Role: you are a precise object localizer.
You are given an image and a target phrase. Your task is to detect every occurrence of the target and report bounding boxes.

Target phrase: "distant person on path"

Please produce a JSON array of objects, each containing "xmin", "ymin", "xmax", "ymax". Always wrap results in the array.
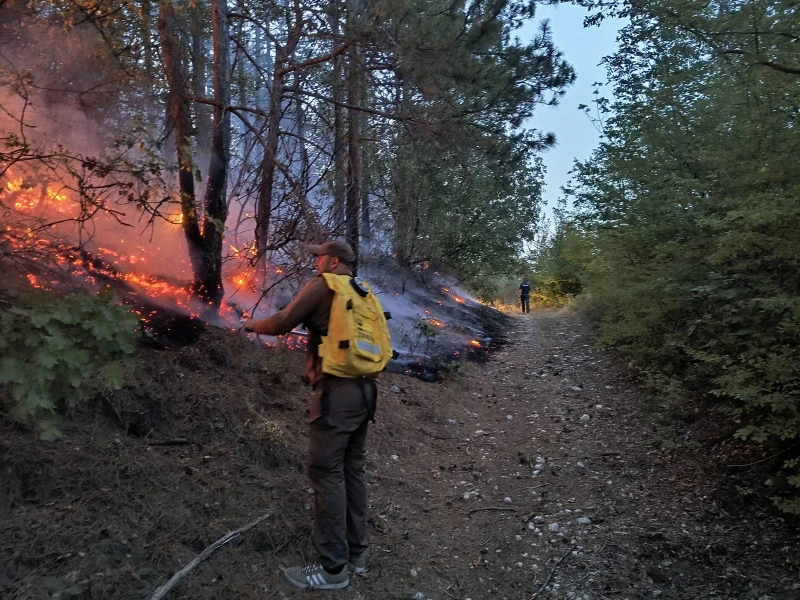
[
  {"xmin": 519, "ymin": 280, "xmax": 531, "ymax": 313},
  {"xmin": 244, "ymin": 240, "xmax": 392, "ymax": 590}
]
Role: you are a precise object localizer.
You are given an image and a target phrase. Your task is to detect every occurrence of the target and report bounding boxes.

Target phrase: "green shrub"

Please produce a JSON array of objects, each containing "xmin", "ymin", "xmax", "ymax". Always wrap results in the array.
[
  {"xmin": 399, "ymin": 316, "xmax": 439, "ymax": 357},
  {"xmin": 0, "ymin": 289, "xmax": 140, "ymax": 439}
]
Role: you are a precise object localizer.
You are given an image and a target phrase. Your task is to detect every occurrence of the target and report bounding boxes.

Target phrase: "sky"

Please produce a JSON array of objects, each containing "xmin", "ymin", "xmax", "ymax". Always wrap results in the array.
[{"xmin": 519, "ymin": 4, "xmax": 626, "ymax": 216}]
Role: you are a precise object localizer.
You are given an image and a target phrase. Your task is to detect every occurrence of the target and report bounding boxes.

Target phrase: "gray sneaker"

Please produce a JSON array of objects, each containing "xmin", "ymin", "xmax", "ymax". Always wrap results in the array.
[
  {"xmin": 284, "ymin": 561, "xmax": 349, "ymax": 590},
  {"xmin": 350, "ymin": 553, "xmax": 367, "ymax": 574}
]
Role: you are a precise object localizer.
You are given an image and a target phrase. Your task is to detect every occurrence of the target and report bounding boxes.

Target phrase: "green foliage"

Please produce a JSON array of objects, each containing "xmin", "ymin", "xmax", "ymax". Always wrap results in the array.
[
  {"xmin": 559, "ymin": 0, "xmax": 800, "ymax": 510},
  {"xmin": 399, "ymin": 316, "xmax": 440, "ymax": 357},
  {"xmin": 529, "ymin": 207, "xmax": 588, "ymax": 307},
  {"xmin": 0, "ymin": 289, "xmax": 140, "ymax": 439}
]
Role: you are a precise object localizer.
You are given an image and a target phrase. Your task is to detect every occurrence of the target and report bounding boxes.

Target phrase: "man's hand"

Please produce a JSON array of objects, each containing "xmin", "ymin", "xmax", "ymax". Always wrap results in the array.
[{"xmin": 243, "ymin": 318, "xmax": 257, "ymax": 332}]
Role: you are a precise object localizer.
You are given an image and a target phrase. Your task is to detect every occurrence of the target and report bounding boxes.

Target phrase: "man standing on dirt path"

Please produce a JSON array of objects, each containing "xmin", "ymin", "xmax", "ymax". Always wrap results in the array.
[
  {"xmin": 243, "ymin": 240, "xmax": 374, "ymax": 590},
  {"xmin": 519, "ymin": 280, "xmax": 531, "ymax": 314}
]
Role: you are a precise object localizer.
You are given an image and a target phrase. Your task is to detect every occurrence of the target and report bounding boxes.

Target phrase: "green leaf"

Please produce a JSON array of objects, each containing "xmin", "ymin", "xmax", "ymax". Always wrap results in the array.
[{"xmin": 102, "ymin": 361, "xmax": 125, "ymax": 389}]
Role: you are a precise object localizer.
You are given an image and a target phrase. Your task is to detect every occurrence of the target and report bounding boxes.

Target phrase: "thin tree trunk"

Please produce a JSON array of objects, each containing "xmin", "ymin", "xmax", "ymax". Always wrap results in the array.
[
  {"xmin": 255, "ymin": 0, "xmax": 303, "ymax": 264},
  {"xmin": 255, "ymin": 72, "xmax": 282, "ymax": 262},
  {"xmin": 141, "ymin": 0, "xmax": 154, "ymax": 78},
  {"xmin": 345, "ymin": 0, "xmax": 362, "ymax": 270},
  {"xmin": 198, "ymin": 0, "xmax": 232, "ymax": 304},
  {"xmin": 359, "ymin": 61, "xmax": 370, "ymax": 244},
  {"xmin": 331, "ymin": 6, "xmax": 346, "ymax": 228},
  {"xmin": 158, "ymin": 0, "xmax": 203, "ymax": 277},
  {"xmin": 191, "ymin": 6, "xmax": 212, "ymax": 156}
]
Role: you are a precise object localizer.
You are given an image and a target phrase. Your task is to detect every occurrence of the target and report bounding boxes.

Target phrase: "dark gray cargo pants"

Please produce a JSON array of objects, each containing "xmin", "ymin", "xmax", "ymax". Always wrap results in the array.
[{"xmin": 308, "ymin": 377, "xmax": 376, "ymax": 570}]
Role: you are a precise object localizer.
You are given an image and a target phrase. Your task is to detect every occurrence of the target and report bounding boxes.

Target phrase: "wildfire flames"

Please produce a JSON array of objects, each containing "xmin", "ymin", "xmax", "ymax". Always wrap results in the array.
[
  {"xmin": 2, "ymin": 168, "xmax": 239, "ymax": 326},
  {"xmin": 2, "ymin": 168, "xmax": 487, "ymax": 358}
]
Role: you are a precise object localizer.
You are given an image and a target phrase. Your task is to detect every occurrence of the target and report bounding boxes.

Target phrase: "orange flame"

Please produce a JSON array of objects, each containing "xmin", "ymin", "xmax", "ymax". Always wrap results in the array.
[{"xmin": 469, "ymin": 339, "xmax": 481, "ymax": 347}]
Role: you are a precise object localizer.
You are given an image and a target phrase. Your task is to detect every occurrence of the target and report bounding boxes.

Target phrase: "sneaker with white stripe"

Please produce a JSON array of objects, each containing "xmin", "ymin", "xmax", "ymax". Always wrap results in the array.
[{"xmin": 284, "ymin": 561, "xmax": 349, "ymax": 590}]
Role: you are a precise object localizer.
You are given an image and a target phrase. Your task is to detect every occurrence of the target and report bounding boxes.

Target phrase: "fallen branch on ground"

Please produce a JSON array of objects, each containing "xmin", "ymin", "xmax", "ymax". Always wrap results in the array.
[
  {"xmin": 468, "ymin": 506, "xmax": 518, "ymax": 515},
  {"xmin": 149, "ymin": 512, "xmax": 271, "ymax": 600},
  {"xmin": 529, "ymin": 545, "xmax": 577, "ymax": 599}
]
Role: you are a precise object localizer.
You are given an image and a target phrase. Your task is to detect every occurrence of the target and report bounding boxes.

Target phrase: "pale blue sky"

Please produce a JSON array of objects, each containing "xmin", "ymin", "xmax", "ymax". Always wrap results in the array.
[{"xmin": 520, "ymin": 4, "xmax": 625, "ymax": 215}]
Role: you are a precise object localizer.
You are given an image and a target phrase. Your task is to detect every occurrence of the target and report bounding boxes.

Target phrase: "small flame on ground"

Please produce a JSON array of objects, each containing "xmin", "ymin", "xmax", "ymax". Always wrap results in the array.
[{"xmin": 469, "ymin": 339, "xmax": 481, "ymax": 347}]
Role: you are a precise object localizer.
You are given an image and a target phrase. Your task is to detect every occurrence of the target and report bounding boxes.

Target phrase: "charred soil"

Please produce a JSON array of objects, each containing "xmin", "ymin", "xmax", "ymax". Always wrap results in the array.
[{"xmin": 1, "ymin": 310, "xmax": 798, "ymax": 599}]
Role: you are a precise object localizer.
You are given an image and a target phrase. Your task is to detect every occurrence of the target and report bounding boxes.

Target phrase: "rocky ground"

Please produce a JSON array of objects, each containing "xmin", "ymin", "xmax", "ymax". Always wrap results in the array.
[{"xmin": 2, "ymin": 309, "xmax": 798, "ymax": 599}]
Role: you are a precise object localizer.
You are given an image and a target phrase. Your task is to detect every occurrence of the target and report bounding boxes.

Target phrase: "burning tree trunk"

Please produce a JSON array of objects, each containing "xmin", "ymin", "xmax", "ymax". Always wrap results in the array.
[
  {"xmin": 200, "ymin": 0, "xmax": 231, "ymax": 302},
  {"xmin": 157, "ymin": 1, "xmax": 204, "ymax": 278},
  {"xmin": 158, "ymin": 0, "xmax": 231, "ymax": 306}
]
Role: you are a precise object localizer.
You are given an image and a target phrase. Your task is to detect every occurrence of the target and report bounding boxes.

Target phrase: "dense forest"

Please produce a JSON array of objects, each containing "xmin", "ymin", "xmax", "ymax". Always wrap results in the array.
[
  {"xmin": 533, "ymin": 0, "xmax": 800, "ymax": 513},
  {"xmin": 0, "ymin": 0, "xmax": 573, "ymax": 299}
]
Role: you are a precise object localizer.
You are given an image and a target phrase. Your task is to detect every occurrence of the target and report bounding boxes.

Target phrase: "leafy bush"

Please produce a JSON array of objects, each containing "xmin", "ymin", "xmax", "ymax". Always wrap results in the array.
[
  {"xmin": 399, "ymin": 316, "xmax": 439, "ymax": 357},
  {"xmin": 0, "ymin": 289, "xmax": 140, "ymax": 439},
  {"xmin": 556, "ymin": 0, "xmax": 800, "ymax": 511}
]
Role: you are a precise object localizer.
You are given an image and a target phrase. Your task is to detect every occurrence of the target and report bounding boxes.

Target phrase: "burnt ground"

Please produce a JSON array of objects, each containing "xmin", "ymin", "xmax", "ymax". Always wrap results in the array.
[{"xmin": 1, "ymin": 309, "xmax": 799, "ymax": 600}]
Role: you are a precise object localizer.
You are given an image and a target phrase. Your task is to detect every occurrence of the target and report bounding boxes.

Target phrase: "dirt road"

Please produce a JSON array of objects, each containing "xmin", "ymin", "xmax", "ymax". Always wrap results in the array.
[
  {"xmin": 3, "ymin": 310, "xmax": 797, "ymax": 600},
  {"xmin": 337, "ymin": 310, "xmax": 799, "ymax": 600}
]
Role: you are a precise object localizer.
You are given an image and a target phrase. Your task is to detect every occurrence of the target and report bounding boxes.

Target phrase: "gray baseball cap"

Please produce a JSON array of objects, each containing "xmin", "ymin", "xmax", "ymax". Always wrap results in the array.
[{"xmin": 307, "ymin": 240, "xmax": 355, "ymax": 266}]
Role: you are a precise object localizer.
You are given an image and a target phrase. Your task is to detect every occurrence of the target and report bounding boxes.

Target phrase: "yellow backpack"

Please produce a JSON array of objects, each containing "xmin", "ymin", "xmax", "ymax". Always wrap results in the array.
[{"xmin": 318, "ymin": 273, "xmax": 393, "ymax": 379}]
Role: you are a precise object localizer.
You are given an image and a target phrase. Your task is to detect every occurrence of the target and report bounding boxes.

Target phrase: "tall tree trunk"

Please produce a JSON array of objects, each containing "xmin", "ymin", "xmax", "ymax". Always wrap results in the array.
[
  {"xmin": 191, "ymin": 6, "xmax": 212, "ymax": 156},
  {"xmin": 331, "ymin": 6, "xmax": 346, "ymax": 228},
  {"xmin": 345, "ymin": 0, "xmax": 362, "ymax": 270},
  {"xmin": 198, "ymin": 0, "xmax": 231, "ymax": 304},
  {"xmin": 255, "ymin": 71, "xmax": 283, "ymax": 263},
  {"xmin": 158, "ymin": 0, "xmax": 203, "ymax": 277},
  {"xmin": 141, "ymin": 0, "xmax": 154, "ymax": 78},
  {"xmin": 255, "ymin": 0, "xmax": 302, "ymax": 264},
  {"xmin": 359, "ymin": 61, "xmax": 370, "ymax": 244}
]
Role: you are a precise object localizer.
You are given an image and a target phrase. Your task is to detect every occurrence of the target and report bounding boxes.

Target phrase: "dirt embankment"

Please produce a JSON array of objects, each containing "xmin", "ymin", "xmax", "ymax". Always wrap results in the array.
[{"xmin": 1, "ymin": 310, "xmax": 798, "ymax": 599}]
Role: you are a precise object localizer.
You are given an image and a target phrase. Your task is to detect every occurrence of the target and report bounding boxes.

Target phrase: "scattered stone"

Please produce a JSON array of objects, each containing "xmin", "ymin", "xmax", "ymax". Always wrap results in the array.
[
  {"xmin": 577, "ymin": 516, "xmax": 592, "ymax": 525},
  {"xmin": 548, "ymin": 523, "xmax": 560, "ymax": 532},
  {"xmin": 577, "ymin": 461, "xmax": 586, "ymax": 468},
  {"xmin": 580, "ymin": 414, "xmax": 590, "ymax": 422},
  {"xmin": 504, "ymin": 497, "xmax": 512, "ymax": 504}
]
